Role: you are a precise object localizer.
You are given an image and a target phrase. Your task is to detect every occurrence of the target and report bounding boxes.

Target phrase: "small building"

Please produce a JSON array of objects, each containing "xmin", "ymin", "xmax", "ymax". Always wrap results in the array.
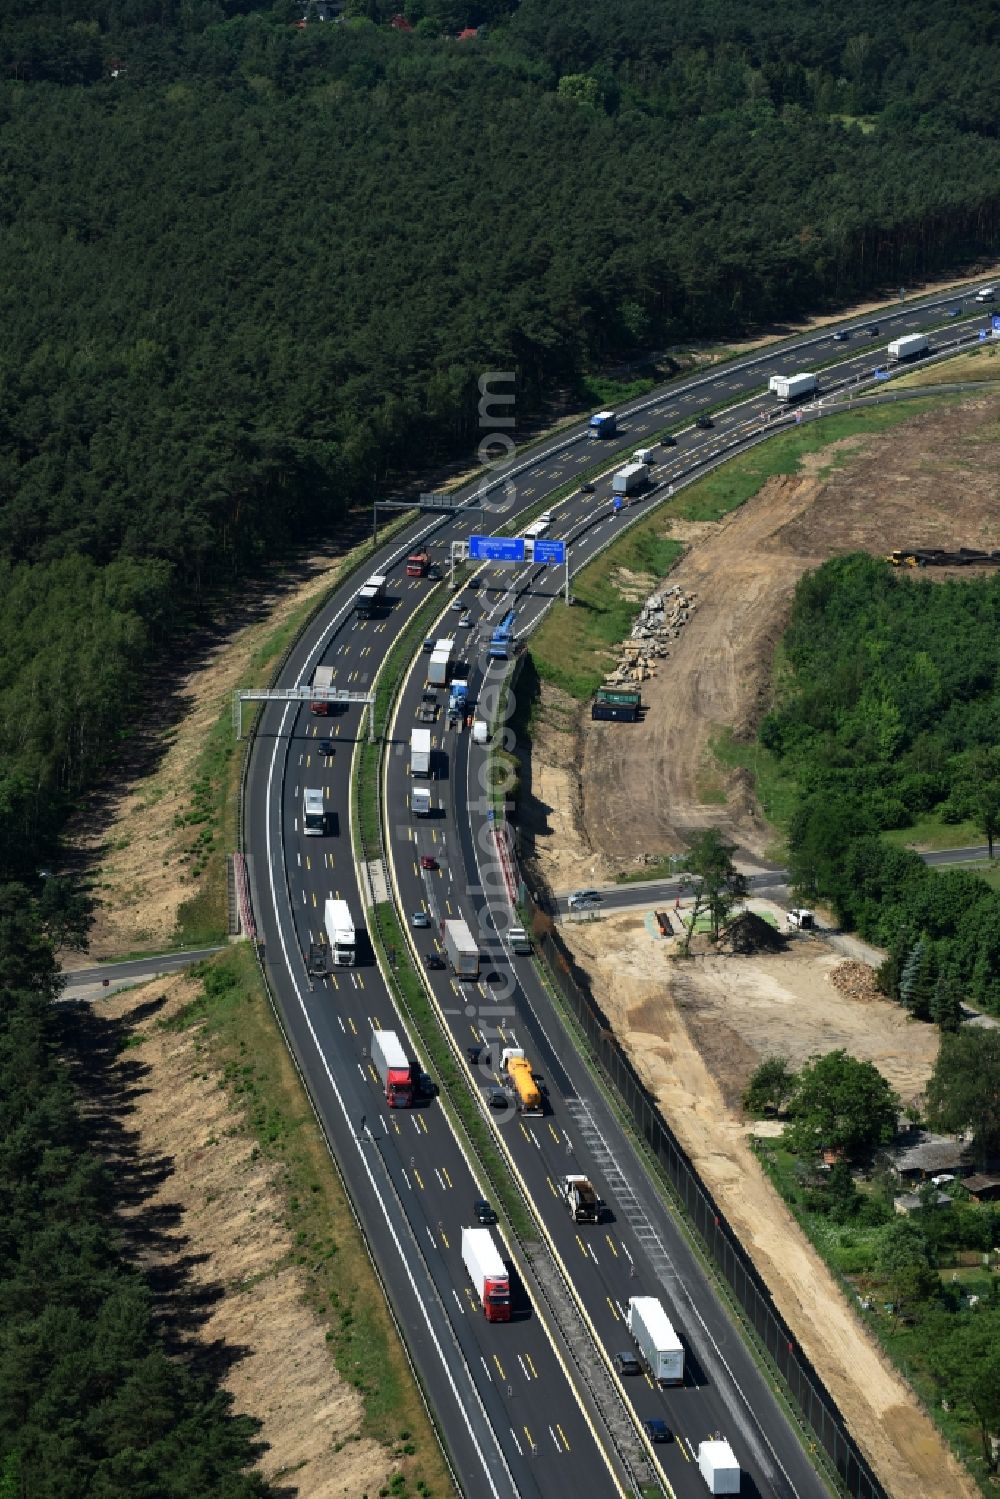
[
  {"xmin": 886, "ymin": 1132, "xmax": 968, "ymax": 1183},
  {"xmin": 894, "ymin": 1191, "xmax": 953, "ymax": 1216},
  {"xmin": 960, "ymin": 1174, "xmax": 1000, "ymax": 1203}
]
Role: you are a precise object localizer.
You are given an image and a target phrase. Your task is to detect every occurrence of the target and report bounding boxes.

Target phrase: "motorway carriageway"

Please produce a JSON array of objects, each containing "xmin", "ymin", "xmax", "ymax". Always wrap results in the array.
[{"xmin": 244, "ymin": 285, "xmax": 983, "ymax": 1499}]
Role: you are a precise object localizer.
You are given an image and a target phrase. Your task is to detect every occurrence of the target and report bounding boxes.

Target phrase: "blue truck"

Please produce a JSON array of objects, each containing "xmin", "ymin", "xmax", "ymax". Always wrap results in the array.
[
  {"xmin": 489, "ymin": 609, "xmax": 517, "ymax": 660},
  {"xmin": 588, "ymin": 409, "xmax": 617, "ymax": 439}
]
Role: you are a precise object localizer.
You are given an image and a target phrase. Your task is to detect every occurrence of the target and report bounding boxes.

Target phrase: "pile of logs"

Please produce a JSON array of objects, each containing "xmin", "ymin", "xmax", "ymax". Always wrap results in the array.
[{"xmin": 828, "ymin": 960, "xmax": 881, "ymax": 1003}]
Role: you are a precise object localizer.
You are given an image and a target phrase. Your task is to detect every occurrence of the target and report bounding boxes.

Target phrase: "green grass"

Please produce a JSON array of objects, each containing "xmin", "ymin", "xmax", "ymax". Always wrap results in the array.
[
  {"xmin": 577, "ymin": 372, "xmax": 658, "ymax": 406},
  {"xmin": 882, "ymin": 814, "xmax": 985, "ymax": 852},
  {"xmin": 531, "ymin": 524, "xmax": 684, "ymax": 699},
  {"xmin": 711, "ymin": 728, "xmax": 798, "ymax": 849},
  {"xmin": 163, "ymin": 945, "xmax": 452, "ymax": 1493}
]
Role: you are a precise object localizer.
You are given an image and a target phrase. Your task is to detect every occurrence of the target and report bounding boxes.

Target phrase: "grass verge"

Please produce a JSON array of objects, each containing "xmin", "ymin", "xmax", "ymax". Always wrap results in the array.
[
  {"xmin": 168, "ymin": 943, "xmax": 450, "ymax": 1497},
  {"xmin": 882, "ymin": 814, "xmax": 986, "ymax": 853}
]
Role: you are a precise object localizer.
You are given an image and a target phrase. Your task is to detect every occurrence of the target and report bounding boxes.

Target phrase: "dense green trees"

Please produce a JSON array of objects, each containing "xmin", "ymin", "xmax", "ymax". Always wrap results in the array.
[
  {"xmin": 764, "ymin": 556, "xmax": 1000, "ymax": 1016},
  {"xmin": 784, "ymin": 1050, "xmax": 899, "ymax": 1161},
  {"xmin": 926, "ymin": 1030, "xmax": 1000, "ymax": 1167},
  {"xmin": 0, "ymin": 887, "xmax": 276, "ymax": 1495}
]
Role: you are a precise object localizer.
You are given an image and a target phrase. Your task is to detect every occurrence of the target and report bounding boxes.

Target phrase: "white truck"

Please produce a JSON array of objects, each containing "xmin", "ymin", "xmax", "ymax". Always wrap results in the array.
[
  {"xmin": 626, "ymin": 1296, "xmax": 684, "ymax": 1385},
  {"xmin": 611, "ymin": 462, "xmax": 648, "ymax": 496},
  {"xmin": 887, "ymin": 333, "xmax": 928, "ymax": 361},
  {"xmin": 410, "ymin": 727, "xmax": 432, "ymax": 777},
  {"xmin": 428, "ymin": 639, "xmax": 453, "ymax": 687},
  {"xmin": 786, "ymin": 907, "xmax": 815, "ymax": 930},
  {"xmin": 559, "ymin": 1174, "xmax": 600, "ymax": 1223},
  {"xmin": 302, "ymin": 787, "xmax": 326, "ymax": 836},
  {"xmin": 411, "ymin": 785, "xmax": 432, "ymax": 816},
  {"xmin": 323, "ymin": 898, "xmax": 355, "ymax": 966},
  {"xmin": 355, "ymin": 573, "xmax": 388, "ymax": 617},
  {"xmin": 472, "ymin": 718, "xmax": 489, "ymax": 745},
  {"xmin": 975, "ymin": 286, "xmax": 995, "ymax": 303},
  {"xmin": 371, "ymin": 1028, "xmax": 412, "ymax": 1108},
  {"xmin": 461, "ymin": 1227, "xmax": 511, "ymax": 1322},
  {"xmin": 632, "ymin": 447, "xmax": 656, "ymax": 464},
  {"xmin": 697, "ymin": 1439, "xmax": 740, "ymax": 1494},
  {"xmin": 768, "ymin": 371, "xmax": 818, "ymax": 402},
  {"xmin": 442, "ymin": 917, "xmax": 480, "ymax": 979}
]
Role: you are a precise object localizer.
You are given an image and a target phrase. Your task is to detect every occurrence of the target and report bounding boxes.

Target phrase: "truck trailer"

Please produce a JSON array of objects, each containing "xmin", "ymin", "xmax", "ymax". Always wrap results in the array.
[
  {"xmin": 371, "ymin": 1029, "xmax": 412, "ymax": 1108},
  {"xmin": 442, "ymin": 917, "xmax": 479, "ymax": 979},
  {"xmin": 501, "ymin": 1047, "xmax": 543, "ymax": 1116},
  {"xmin": 461, "ymin": 1227, "xmax": 511, "ymax": 1322},
  {"xmin": 323, "ymin": 898, "xmax": 355, "ymax": 967},
  {"xmin": 489, "ymin": 609, "xmax": 517, "ymax": 660},
  {"xmin": 768, "ymin": 371, "xmax": 818, "ymax": 402},
  {"xmin": 355, "ymin": 573, "xmax": 388, "ymax": 617},
  {"xmin": 887, "ymin": 333, "xmax": 929, "ymax": 361},
  {"xmin": 626, "ymin": 1296, "xmax": 684, "ymax": 1385},
  {"xmin": 449, "ymin": 679, "xmax": 469, "ymax": 721},
  {"xmin": 410, "ymin": 728, "xmax": 432, "ymax": 777},
  {"xmin": 559, "ymin": 1174, "xmax": 600, "ymax": 1223},
  {"xmin": 428, "ymin": 639, "xmax": 454, "ymax": 687},
  {"xmin": 588, "ymin": 409, "xmax": 617, "ymax": 439},
  {"xmin": 310, "ymin": 664, "xmax": 335, "ymax": 715},
  {"xmin": 411, "ymin": 785, "xmax": 432, "ymax": 816},
  {"xmin": 611, "ymin": 462, "xmax": 648, "ymax": 496},
  {"xmin": 406, "ymin": 549, "xmax": 431, "ymax": 577},
  {"xmin": 697, "ymin": 1439, "xmax": 740, "ymax": 1494}
]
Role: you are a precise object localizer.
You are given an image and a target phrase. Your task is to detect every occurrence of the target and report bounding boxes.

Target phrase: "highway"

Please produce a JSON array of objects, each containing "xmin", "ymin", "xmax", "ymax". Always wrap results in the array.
[{"xmin": 242, "ymin": 284, "xmax": 992, "ymax": 1497}]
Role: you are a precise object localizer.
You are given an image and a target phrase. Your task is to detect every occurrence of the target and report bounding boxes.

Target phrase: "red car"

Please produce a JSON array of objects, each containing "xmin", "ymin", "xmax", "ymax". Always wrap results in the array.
[{"xmin": 419, "ymin": 854, "xmax": 438, "ymax": 871}]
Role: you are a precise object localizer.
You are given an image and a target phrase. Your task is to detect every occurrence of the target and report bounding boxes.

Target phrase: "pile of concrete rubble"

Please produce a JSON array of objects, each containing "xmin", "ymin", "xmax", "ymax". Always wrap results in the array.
[{"xmin": 604, "ymin": 584, "xmax": 695, "ymax": 686}]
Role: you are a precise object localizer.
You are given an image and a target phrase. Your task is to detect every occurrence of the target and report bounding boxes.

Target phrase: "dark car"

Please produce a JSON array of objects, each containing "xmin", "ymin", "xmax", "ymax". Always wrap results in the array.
[
  {"xmin": 643, "ymin": 1418, "xmax": 671, "ymax": 1444},
  {"xmin": 613, "ymin": 1352, "xmax": 641, "ymax": 1376},
  {"xmin": 427, "ymin": 952, "xmax": 446, "ymax": 970},
  {"xmin": 467, "ymin": 1042, "xmax": 485, "ymax": 1065},
  {"xmin": 318, "ymin": 739, "xmax": 335, "ymax": 756},
  {"xmin": 863, "ymin": 323, "xmax": 880, "ymax": 336},
  {"xmin": 833, "ymin": 329, "xmax": 850, "ymax": 342},
  {"xmin": 581, "ymin": 480, "xmax": 596, "ymax": 493},
  {"xmin": 948, "ymin": 304, "xmax": 964, "ymax": 317},
  {"xmin": 660, "ymin": 433, "xmax": 677, "ymax": 446},
  {"xmin": 487, "ymin": 1087, "xmax": 511, "ymax": 1110},
  {"xmin": 419, "ymin": 853, "xmax": 438, "ymax": 871},
  {"xmin": 466, "ymin": 575, "xmax": 481, "ymax": 589},
  {"xmin": 695, "ymin": 414, "xmax": 714, "ymax": 429},
  {"xmin": 474, "ymin": 1199, "xmax": 497, "ymax": 1225},
  {"xmin": 415, "ymin": 1071, "xmax": 439, "ymax": 1100}
]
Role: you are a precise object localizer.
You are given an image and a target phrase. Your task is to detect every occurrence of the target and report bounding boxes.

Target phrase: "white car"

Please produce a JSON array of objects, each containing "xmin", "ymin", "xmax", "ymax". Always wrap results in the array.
[
  {"xmin": 568, "ymin": 889, "xmax": 603, "ymax": 910},
  {"xmin": 459, "ymin": 610, "xmax": 473, "ymax": 628}
]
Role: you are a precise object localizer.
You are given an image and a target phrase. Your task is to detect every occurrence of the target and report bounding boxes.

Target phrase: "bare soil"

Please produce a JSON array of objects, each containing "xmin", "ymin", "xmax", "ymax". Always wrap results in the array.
[
  {"xmin": 93, "ymin": 972, "xmax": 396, "ymax": 1499},
  {"xmin": 564, "ymin": 913, "xmax": 977, "ymax": 1499},
  {"xmin": 579, "ymin": 393, "xmax": 1000, "ymax": 871},
  {"xmin": 528, "ymin": 395, "xmax": 1000, "ymax": 1499}
]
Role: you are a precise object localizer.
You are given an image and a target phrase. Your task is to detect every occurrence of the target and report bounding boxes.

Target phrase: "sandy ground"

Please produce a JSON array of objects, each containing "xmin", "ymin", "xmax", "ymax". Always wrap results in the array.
[
  {"xmin": 525, "ymin": 398, "xmax": 1000, "ymax": 1497},
  {"xmin": 64, "ymin": 543, "xmax": 366, "ymax": 964},
  {"xmin": 92, "ymin": 972, "xmax": 394, "ymax": 1499},
  {"xmin": 564, "ymin": 912, "xmax": 977, "ymax": 1499},
  {"xmin": 578, "ymin": 393, "xmax": 1000, "ymax": 871}
]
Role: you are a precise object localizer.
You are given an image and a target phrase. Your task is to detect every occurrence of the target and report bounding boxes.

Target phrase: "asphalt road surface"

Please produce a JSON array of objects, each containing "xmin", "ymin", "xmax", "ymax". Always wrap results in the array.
[{"xmin": 240, "ymin": 285, "xmax": 986, "ymax": 1497}]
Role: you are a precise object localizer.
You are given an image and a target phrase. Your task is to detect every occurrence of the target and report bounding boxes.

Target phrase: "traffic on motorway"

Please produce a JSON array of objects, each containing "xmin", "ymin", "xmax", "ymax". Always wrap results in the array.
[{"xmin": 243, "ymin": 283, "xmax": 985, "ymax": 1498}]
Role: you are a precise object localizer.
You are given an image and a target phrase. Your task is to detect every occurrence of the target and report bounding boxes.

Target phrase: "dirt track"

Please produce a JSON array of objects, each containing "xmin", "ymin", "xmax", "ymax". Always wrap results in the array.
[{"xmin": 531, "ymin": 392, "xmax": 1000, "ymax": 1499}]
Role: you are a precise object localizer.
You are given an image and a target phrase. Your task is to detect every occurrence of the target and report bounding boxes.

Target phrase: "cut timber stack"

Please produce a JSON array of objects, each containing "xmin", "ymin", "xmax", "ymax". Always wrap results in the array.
[{"xmin": 828, "ymin": 960, "xmax": 881, "ymax": 1003}]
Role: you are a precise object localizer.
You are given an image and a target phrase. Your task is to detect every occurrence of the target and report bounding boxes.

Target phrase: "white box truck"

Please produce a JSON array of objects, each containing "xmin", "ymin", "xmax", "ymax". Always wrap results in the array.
[
  {"xmin": 626, "ymin": 1296, "xmax": 684, "ymax": 1384},
  {"xmin": 410, "ymin": 727, "xmax": 432, "ymax": 777},
  {"xmin": 442, "ymin": 917, "xmax": 479, "ymax": 979},
  {"xmin": 411, "ymin": 785, "xmax": 432, "ymax": 816},
  {"xmin": 371, "ymin": 1029, "xmax": 412, "ymax": 1108},
  {"xmin": 461, "ymin": 1227, "xmax": 511, "ymax": 1322},
  {"xmin": 888, "ymin": 333, "xmax": 928, "ymax": 361},
  {"xmin": 472, "ymin": 718, "xmax": 489, "ymax": 745},
  {"xmin": 633, "ymin": 447, "xmax": 656, "ymax": 464},
  {"xmin": 769, "ymin": 372, "xmax": 818, "ymax": 402},
  {"xmin": 611, "ymin": 462, "xmax": 648, "ymax": 496},
  {"xmin": 302, "ymin": 787, "xmax": 326, "ymax": 836},
  {"xmin": 428, "ymin": 639, "xmax": 453, "ymax": 687},
  {"xmin": 323, "ymin": 898, "xmax": 355, "ymax": 966},
  {"xmin": 697, "ymin": 1439, "xmax": 740, "ymax": 1494}
]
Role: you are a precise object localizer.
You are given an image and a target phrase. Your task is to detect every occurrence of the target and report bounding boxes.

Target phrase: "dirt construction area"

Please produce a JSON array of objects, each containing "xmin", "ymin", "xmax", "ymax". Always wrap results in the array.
[{"xmin": 528, "ymin": 392, "xmax": 1000, "ymax": 1499}]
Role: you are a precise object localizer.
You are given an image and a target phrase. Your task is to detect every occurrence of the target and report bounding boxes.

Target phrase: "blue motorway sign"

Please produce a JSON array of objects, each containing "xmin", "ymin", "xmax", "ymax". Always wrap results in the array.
[
  {"xmin": 533, "ymin": 539, "xmax": 567, "ymax": 566},
  {"xmin": 873, "ymin": 368, "xmax": 891, "ymax": 380},
  {"xmin": 992, "ymin": 314, "xmax": 1000, "ymax": 334},
  {"xmin": 469, "ymin": 534, "xmax": 525, "ymax": 562},
  {"xmin": 979, "ymin": 329, "xmax": 988, "ymax": 341}
]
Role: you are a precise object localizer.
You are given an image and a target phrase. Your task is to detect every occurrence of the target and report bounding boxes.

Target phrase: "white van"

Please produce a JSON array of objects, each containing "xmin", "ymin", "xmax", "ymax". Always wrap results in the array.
[
  {"xmin": 975, "ymin": 286, "xmax": 995, "ymax": 303},
  {"xmin": 472, "ymin": 719, "xmax": 489, "ymax": 745},
  {"xmin": 632, "ymin": 447, "xmax": 656, "ymax": 464}
]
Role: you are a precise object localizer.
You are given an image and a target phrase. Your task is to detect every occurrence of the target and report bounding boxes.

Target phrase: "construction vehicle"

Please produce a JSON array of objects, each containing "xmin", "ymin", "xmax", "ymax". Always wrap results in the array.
[
  {"xmin": 461, "ymin": 1227, "xmax": 511, "ymax": 1322},
  {"xmin": 310, "ymin": 664, "xmax": 336, "ymax": 714},
  {"xmin": 406, "ymin": 549, "xmax": 431, "ymax": 577},
  {"xmin": 489, "ymin": 609, "xmax": 517, "ymax": 660},
  {"xmin": 886, "ymin": 548, "xmax": 1000, "ymax": 568},
  {"xmin": 501, "ymin": 1047, "xmax": 543, "ymax": 1116},
  {"xmin": 559, "ymin": 1174, "xmax": 600, "ymax": 1223}
]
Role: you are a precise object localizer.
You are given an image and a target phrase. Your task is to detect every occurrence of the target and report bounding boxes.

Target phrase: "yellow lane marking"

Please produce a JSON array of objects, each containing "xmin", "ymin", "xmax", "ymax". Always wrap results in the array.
[
  {"xmin": 412, "ymin": 1168, "xmax": 425, "ymax": 1189},
  {"xmin": 347, "ymin": 1017, "xmax": 357, "ymax": 1034},
  {"xmin": 493, "ymin": 1354, "xmax": 506, "ymax": 1381},
  {"xmin": 556, "ymin": 1424, "xmax": 570, "ymax": 1452},
  {"xmin": 606, "ymin": 1234, "xmax": 618, "ymax": 1257},
  {"xmin": 441, "ymin": 1166, "xmax": 453, "ymax": 1188},
  {"xmin": 546, "ymin": 1177, "xmax": 558, "ymax": 1197},
  {"xmin": 607, "ymin": 1297, "xmax": 619, "ymax": 1320},
  {"xmin": 525, "ymin": 1354, "xmax": 538, "ymax": 1379},
  {"xmin": 548, "ymin": 1123, "xmax": 560, "ymax": 1142}
]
